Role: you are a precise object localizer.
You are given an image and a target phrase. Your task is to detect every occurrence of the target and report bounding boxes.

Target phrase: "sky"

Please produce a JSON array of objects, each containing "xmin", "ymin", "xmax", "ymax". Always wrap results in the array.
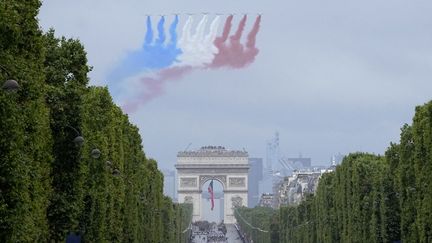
[{"xmin": 38, "ymin": 0, "xmax": 432, "ymax": 170}]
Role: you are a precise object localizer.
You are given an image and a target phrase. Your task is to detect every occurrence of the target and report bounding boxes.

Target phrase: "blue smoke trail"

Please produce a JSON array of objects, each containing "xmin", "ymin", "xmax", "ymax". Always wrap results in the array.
[
  {"xmin": 107, "ymin": 15, "xmax": 182, "ymax": 88},
  {"xmin": 167, "ymin": 15, "xmax": 182, "ymax": 62},
  {"xmin": 144, "ymin": 16, "xmax": 153, "ymax": 46},
  {"xmin": 155, "ymin": 16, "xmax": 166, "ymax": 44},
  {"xmin": 169, "ymin": 15, "xmax": 179, "ymax": 45}
]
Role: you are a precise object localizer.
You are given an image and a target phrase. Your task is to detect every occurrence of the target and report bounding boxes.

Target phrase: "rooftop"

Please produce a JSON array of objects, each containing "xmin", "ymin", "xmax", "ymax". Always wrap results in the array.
[{"xmin": 177, "ymin": 145, "xmax": 248, "ymax": 157}]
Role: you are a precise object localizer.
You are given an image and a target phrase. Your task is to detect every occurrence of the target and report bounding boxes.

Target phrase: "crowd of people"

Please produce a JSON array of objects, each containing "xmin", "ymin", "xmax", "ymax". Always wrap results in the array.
[
  {"xmin": 190, "ymin": 221, "xmax": 228, "ymax": 243},
  {"xmin": 206, "ymin": 231, "xmax": 227, "ymax": 242}
]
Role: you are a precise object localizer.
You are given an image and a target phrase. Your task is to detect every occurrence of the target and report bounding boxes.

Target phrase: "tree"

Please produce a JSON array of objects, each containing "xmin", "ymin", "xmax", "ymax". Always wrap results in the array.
[
  {"xmin": 235, "ymin": 206, "xmax": 275, "ymax": 243},
  {"xmin": 411, "ymin": 102, "xmax": 432, "ymax": 242},
  {"xmin": 0, "ymin": 1, "xmax": 53, "ymax": 241},
  {"xmin": 277, "ymin": 101, "xmax": 432, "ymax": 243},
  {"xmin": 1, "ymin": 2, "xmax": 193, "ymax": 242},
  {"xmin": 43, "ymin": 29, "xmax": 91, "ymax": 241}
]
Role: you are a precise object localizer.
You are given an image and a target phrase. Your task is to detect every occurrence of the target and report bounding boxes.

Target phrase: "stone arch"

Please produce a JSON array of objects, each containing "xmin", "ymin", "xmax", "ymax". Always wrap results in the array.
[
  {"xmin": 231, "ymin": 195, "xmax": 243, "ymax": 208},
  {"xmin": 184, "ymin": 196, "xmax": 193, "ymax": 204},
  {"xmin": 176, "ymin": 146, "xmax": 249, "ymax": 224},
  {"xmin": 199, "ymin": 175, "xmax": 227, "ymax": 191}
]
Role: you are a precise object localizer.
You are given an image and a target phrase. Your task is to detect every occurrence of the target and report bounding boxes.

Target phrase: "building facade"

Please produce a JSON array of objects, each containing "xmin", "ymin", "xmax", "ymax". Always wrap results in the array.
[
  {"xmin": 274, "ymin": 168, "xmax": 335, "ymax": 208},
  {"xmin": 176, "ymin": 146, "xmax": 249, "ymax": 224},
  {"xmin": 258, "ymin": 193, "xmax": 274, "ymax": 208}
]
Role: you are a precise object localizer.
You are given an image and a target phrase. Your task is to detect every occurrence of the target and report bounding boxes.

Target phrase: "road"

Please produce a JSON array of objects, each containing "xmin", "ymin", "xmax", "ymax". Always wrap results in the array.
[
  {"xmin": 190, "ymin": 223, "xmax": 244, "ymax": 243},
  {"xmin": 225, "ymin": 224, "xmax": 243, "ymax": 243}
]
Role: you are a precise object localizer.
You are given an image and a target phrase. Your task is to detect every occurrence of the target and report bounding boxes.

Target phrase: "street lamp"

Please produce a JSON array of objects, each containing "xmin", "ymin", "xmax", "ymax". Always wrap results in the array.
[
  {"xmin": 0, "ymin": 64, "xmax": 19, "ymax": 92},
  {"xmin": 91, "ymin": 148, "xmax": 101, "ymax": 159},
  {"xmin": 66, "ymin": 127, "xmax": 103, "ymax": 160},
  {"xmin": 73, "ymin": 136, "xmax": 85, "ymax": 146},
  {"xmin": 105, "ymin": 160, "xmax": 121, "ymax": 177},
  {"xmin": 66, "ymin": 125, "xmax": 85, "ymax": 147},
  {"xmin": 112, "ymin": 168, "xmax": 121, "ymax": 177},
  {"xmin": 2, "ymin": 79, "xmax": 19, "ymax": 92}
]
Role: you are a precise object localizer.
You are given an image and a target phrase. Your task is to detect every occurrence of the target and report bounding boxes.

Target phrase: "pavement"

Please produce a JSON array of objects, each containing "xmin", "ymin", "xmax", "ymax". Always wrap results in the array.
[{"xmin": 225, "ymin": 224, "xmax": 243, "ymax": 243}]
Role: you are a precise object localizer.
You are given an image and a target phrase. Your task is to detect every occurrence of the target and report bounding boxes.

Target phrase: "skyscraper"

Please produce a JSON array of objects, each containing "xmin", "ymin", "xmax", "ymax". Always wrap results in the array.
[
  {"xmin": 162, "ymin": 169, "xmax": 176, "ymax": 200},
  {"xmin": 248, "ymin": 158, "xmax": 263, "ymax": 208}
]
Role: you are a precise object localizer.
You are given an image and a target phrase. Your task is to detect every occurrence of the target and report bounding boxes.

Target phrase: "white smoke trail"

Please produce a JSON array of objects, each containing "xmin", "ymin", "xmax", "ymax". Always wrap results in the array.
[
  {"xmin": 194, "ymin": 15, "xmax": 208, "ymax": 42},
  {"xmin": 204, "ymin": 16, "xmax": 221, "ymax": 58},
  {"xmin": 178, "ymin": 16, "xmax": 193, "ymax": 48},
  {"xmin": 177, "ymin": 15, "xmax": 221, "ymax": 67}
]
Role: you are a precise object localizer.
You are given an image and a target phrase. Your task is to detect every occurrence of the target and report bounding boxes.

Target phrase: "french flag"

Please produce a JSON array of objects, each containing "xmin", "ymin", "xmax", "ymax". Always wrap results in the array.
[
  {"xmin": 110, "ymin": 14, "xmax": 262, "ymax": 113},
  {"xmin": 208, "ymin": 180, "xmax": 214, "ymax": 210}
]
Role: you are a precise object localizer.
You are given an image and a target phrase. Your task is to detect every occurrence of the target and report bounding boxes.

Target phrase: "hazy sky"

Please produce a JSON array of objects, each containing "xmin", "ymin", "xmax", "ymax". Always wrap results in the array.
[{"xmin": 38, "ymin": 0, "xmax": 432, "ymax": 170}]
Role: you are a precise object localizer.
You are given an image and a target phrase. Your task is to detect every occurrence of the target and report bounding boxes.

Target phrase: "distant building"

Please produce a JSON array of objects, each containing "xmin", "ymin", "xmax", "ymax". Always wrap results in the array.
[
  {"xmin": 286, "ymin": 157, "xmax": 311, "ymax": 168},
  {"xmin": 176, "ymin": 145, "xmax": 249, "ymax": 223},
  {"xmin": 331, "ymin": 153, "xmax": 345, "ymax": 166},
  {"xmin": 162, "ymin": 169, "xmax": 176, "ymax": 200},
  {"xmin": 260, "ymin": 161, "xmax": 274, "ymax": 196},
  {"xmin": 259, "ymin": 193, "xmax": 274, "ymax": 208},
  {"xmin": 277, "ymin": 156, "xmax": 312, "ymax": 178},
  {"xmin": 248, "ymin": 158, "xmax": 263, "ymax": 208},
  {"xmin": 274, "ymin": 168, "xmax": 335, "ymax": 208}
]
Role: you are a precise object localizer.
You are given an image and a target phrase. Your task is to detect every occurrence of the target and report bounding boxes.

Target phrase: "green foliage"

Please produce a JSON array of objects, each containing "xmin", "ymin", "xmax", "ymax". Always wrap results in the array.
[
  {"xmin": 0, "ymin": 1, "xmax": 53, "ymax": 241},
  {"xmin": 2, "ymin": 2, "xmax": 432, "ymax": 242},
  {"xmin": 1, "ymin": 1, "xmax": 192, "ymax": 242},
  {"xmin": 277, "ymin": 101, "xmax": 432, "ymax": 243},
  {"xmin": 174, "ymin": 203, "xmax": 193, "ymax": 243},
  {"xmin": 277, "ymin": 154, "xmax": 391, "ymax": 243},
  {"xmin": 43, "ymin": 29, "xmax": 90, "ymax": 241},
  {"xmin": 234, "ymin": 206, "xmax": 276, "ymax": 243}
]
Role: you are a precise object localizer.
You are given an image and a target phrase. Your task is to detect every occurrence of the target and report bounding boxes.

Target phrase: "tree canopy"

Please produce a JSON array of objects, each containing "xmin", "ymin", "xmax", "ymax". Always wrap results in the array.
[
  {"xmin": 0, "ymin": 1, "xmax": 192, "ymax": 242},
  {"xmin": 275, "ymin": 101, "xmax": 432, "ymax": 243}
]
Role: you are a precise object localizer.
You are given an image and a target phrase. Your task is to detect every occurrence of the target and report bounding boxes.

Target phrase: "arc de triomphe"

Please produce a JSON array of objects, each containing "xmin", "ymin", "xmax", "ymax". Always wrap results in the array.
[{"xmin": 175, "ymin": 146, "xmax": 249, "ymax": 224}]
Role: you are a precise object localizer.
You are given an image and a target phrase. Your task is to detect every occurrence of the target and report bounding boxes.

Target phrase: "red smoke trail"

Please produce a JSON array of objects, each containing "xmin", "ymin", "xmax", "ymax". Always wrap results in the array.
[
  {"xmin": 231, "ymin": 15, "xmax": 247, "ymax": 42},
  {"xmin": 216, "ymin": 15, "xmax": 233, "ymax": 46},
  {"xmin": 210, "ymin": 15, "xmax": 233, "ymax": 68},
  {"xmin": 234, "ymin": 15, "xmax": 261, "ymax": 67},
  {"xmin": 209, "ymin": 15, "xmax": 261, "ymax": 69},
  {"xmin": 122, "ymin": 66, "xmax": 192, "ymax": 113},
  {"xmin": 246, "ymin": 15, "xmax": 261, "ymax": 49}
]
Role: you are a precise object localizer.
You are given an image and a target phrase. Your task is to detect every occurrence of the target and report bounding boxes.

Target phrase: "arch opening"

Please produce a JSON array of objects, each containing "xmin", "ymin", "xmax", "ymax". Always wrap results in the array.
[{"xmin": 201, "ymin": 179, "xmax": 224, "ymax": 223}]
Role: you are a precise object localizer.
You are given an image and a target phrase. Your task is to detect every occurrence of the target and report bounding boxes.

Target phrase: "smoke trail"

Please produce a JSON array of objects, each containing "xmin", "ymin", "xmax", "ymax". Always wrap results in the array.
[
  {"xmin": 226, "ymin": 15, "xmax": 247, "ymax": 67},
  {"xmin": 169, "ymin": 15, "xmax": 179, "ymax": 45},
  {"xmin": 204, "ymin": 16, "xmax": 221, "ymax": 56},
  {"xmin": 231, "ymin": 15, "xmax": 247, "ymax": 43},
  {"xmin": 115, "ymin": 14, "xmax": 262, "ymax": 113},
  {"xmin": 209, "ymin": 15, "xmax": 261, "ymax": 69},
  {"xmin": 177, "ymin": 15, "xmax": 212, "ymax": 67},
  {"xmin": 144, "ymin": 16, "xmax": 153, "ymax": 46},
  {"xmin": 142, "ymin": 16, "xmax": 179, "ymax": 69},
  {"xmin": 195, "ymin": 16, "xmax": 222, "ymax": 64},
  {"xmin": 155, "ymin": 16, "xmax": 166, "ymax": 44},
  {"xmin": 205, "ymin": 16, "xmax": 221, "ymax": 44},
  {"xmin": 217, "ymin": 15, "xmax": 233, "ymax": 44},
  {"xmin": 122, "ymin": 66, "xmax": 193, "ymax": 112},
  {"xmin": 194, "ymin": 15, "xmax": 208, "ymax": 42},
  {"xmin": 210, "ymin": 15, "xmax": 233, "ymax": 68},
  {"xmin": 108, "ymin": 15, "xmax": 182, "ymax": 84},
  {"xmin": 179, "ymin": 16, "xmax": 193, "ymax": 47},
  {"xmin": 246, "ymin": 15, "xmax": 261, "ymax": 49},
  {"xmin": 167, "ymin": 15, "xmax": 182, "ymax": 61}
]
